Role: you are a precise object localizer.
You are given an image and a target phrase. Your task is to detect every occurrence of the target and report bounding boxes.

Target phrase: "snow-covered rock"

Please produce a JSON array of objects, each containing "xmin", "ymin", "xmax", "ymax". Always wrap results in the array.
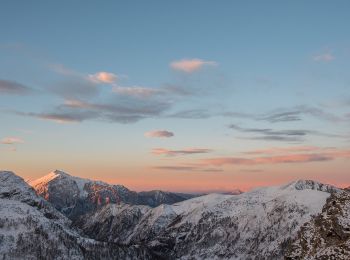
[
  {"xmin": 76, "ymin": 203, "xmax": 151, "ymax": 243},
  {"xmin": 286, "ymin": 188, "xmax": 350, "ymax": 259},
  {"xmin": 148, "ymin": 181, "xmax": 336, "ymax": 259},
  {"xmin": 29, "ymin": 170, "xmax": 197, "ymax": 220},
  {"xmin": 126, "ymin": 180, "xmax": 340, "ymax": 259}
]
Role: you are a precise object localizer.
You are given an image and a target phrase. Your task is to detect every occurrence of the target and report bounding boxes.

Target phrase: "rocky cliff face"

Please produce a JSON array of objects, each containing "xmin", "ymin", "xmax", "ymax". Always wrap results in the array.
[{"xmin": 285, "ymin": 189, "xmax": 350, "ymax": 259}]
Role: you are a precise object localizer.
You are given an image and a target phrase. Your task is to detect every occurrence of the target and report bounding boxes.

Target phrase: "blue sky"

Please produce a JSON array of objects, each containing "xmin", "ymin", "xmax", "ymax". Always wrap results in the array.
[{"xmin": 1, "ymin": 1, "xmax": 350, "ymax": 192}]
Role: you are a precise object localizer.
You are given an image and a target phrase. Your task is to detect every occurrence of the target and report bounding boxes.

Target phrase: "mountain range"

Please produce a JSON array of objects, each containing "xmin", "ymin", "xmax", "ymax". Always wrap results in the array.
[
  {"xmin": 1, "ymin": 169, "xmax": 349, "ymax": 259},
  {"xmin": 28, "ymin": 170, "xmax": 198, "ymax": 221}
]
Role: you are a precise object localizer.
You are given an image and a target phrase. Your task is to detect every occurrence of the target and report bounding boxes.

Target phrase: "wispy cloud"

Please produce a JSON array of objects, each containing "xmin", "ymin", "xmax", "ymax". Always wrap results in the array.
[
  {"xmin": 152, "ymin": 148, "xmax": 212, "ymax": 156},
  {"xmin": 8, "ymin": 61, "xmax": 345, "ymax": 128},
  {"xmin": 14, "ymin": 110, "xmax": 97, "ymax": 124},
  {"xmin": 27, "ymin": 64, "xmax": 174, "ymax": 124},
  {"xmin": 170, "ymin": 58, "xmax": 217, "ymax": 73},
  {"xmin": 168, "ymin": 105, "xmax": 344, "ymax": 123},
  {"xmin": 51, "ymin": 64, "xmax": 118, "ymax": 84},
  {"xmin": 0, "ymin": 79, "xmax": 34, "ymax": 95},
  {"xmin": 144, "ymin": 130, "xmax": 174, "ymax": 138},
  {"xmin": 313, "ymin": 52, "xmax": 335, "ymax": 62},
  {"xmin": 254, "ymin": 106, "xmax": 342, "ymax": 123},
  {"xmin": 200, "ymin": 148, "xmax": 350, "ymax": 166},
  {"xmin": 113, "ymin": 86, "xmax": 162, "ymax": 98},
  {"xmin": 49, "ymin": 75, "xmax": 99, "ymax": 99},
  {"xmin": 229, "ymin": 124, "xmax": 342, "ymax": 142},
  {"xmin": 243, "ymin": 146, "xmax": 331, "ymax": 155},
  {"xmin": 153, "ymin": 166, "xmax": 197, "ymax": 171},
  {"xmin": 151, "ymin": 147, "xmax": 350, "ymax": 172},
  {"xmin": 229, "ymin": 124, "xmax": 309, "ymax": 142},
  {"xmin": 258, "ymin": 111, "xmax": 302, "ymax": 123},
  {"xmin": 49, "ymin": 64, "xmax": 79, "ymax": 77},
  {"xmin": 49, "ymin": 64, "xmax": 119, "ymax": 98},
  {"xmin": 169, "ymin": 109, "xmax": 214, "ymax": 119},
  {"xmin": 152, "ymin": 165, "xmax": 222, "ymax": 172},
  {"xmin": 15, "ymin": 95, "xmax": 171, "ymax": 124},
  {"xmin": 201, "ymin": 154, "xmax": 331, "ymax": 166},
  {"xmin": 1, "ymin": 137, "xmax": 24, "ymax": 144},
  {"xmin": 240, "ymin": 169, "xmax": 264, "ymax": 173}
]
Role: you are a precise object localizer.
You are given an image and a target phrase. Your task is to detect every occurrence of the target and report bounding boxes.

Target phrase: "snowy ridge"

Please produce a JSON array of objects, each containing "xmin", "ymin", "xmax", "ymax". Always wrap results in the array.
[
  {"xmin": 282, "ymin": 179, "xmax": 341, "ymax": 194},
  {"xmin": 80, "ymin": 179, "xmax": 340, "ymax": 259},
  {"xmin": 143, "ymin": 180, "xmax": 339, "ymax": 259}
]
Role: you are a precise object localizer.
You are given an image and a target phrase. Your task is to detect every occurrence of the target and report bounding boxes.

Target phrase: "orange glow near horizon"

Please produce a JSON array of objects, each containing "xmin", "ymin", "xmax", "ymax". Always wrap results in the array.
[{"xmin": 11, "ymin": 156, "xmax": 350, "ymax": 193}]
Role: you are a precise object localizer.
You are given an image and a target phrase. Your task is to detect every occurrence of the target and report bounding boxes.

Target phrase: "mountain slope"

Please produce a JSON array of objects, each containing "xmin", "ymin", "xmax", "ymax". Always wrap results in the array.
[
  {"xmin": 76, "ymin": 203, "xmax": 151, "ymax": 243},
  {"xmin": 78, "ymin": 179, "xmax": 340, "ymax": 259},
  {"xmin": 0, "ymin": 171, "xmax": 156, "ymax": 259},
  {"xmin": 29, "ymin": 170, "xmax": 196, "ymax": 220},
  {"xmin": 140, "ymin": 180, "xmax": 340, "ymax": 259}
]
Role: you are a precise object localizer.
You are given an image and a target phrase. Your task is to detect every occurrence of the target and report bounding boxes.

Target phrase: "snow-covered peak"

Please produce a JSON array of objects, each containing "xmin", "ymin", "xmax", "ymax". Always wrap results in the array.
[
  {"xmin": 28, "ymin": 170, "xmax": 122, "ymax": 194},
  {"xmin": 29, "ymin": 169, "xmax": 84, "ymax": 186},
  {"xmin": 53, "ymin": 169, "xmax": 70, "ymax": 176},
  {"xmin": 29, "ymin": 170, "xmax": 64, "ymax": 186},
  {"xmin": 281, "ymin": 179, "xmax": 341, "ymax": 193},
  {"xmin": 28, "ymin": 170, "xmax": 92, "ymax": 200}
]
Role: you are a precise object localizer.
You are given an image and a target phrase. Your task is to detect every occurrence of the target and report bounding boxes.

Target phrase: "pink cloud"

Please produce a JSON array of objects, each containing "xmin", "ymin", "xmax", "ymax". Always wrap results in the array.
[
  {"xmin": 152, "ymin": 166, "xmax": 197, "ymax": 171},
  {"xmin": 89, "ymin": 72, "xmax": 118, "ymax": 83},
  {"xmin": 64, "ymin": 99, "xmax": 91, "ymax": 109},
  {"xmin": 1, "ymin": 137, "xmax": 24, "ymax": 145},
  {"xmin": 50, "ymin": 64, "xmax": 118, "ymax": 84},
  {"xmin": 201, "ymin": 154, "xmax": 331, "ymax": 166},
  {"xmin": 144, "ymin": 130, "xmax": 174, "ymax": 138},
  {"xmin": 152, "ymin": 165, "xmax": 222, "ymax": 172},
  {"xmin": 313, "ymin": 52, "xmax": 335, "ymax": 62},
  {"xmin": 243, "ymin": 146, "xmax": 335, "ymax": 155},
  {"xmin": 201, "ymin": 149, "xmax": 350, "ymax": 166},
  {"xmin": 170, "ymin": 58, "xmax": 217, "ymax": 73}
]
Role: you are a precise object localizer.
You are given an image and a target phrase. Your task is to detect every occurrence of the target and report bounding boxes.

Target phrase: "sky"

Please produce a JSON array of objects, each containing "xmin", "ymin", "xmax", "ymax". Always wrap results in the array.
[{"xmin": 1, "ymin": 1, "xmax": 350, "ymax": 192}]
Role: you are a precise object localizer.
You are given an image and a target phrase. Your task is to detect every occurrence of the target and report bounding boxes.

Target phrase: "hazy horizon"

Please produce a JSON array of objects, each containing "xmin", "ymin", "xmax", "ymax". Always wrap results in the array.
[{"xmin": 7, "ymin": 168, "xmax": 350, "ymax": 194}]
